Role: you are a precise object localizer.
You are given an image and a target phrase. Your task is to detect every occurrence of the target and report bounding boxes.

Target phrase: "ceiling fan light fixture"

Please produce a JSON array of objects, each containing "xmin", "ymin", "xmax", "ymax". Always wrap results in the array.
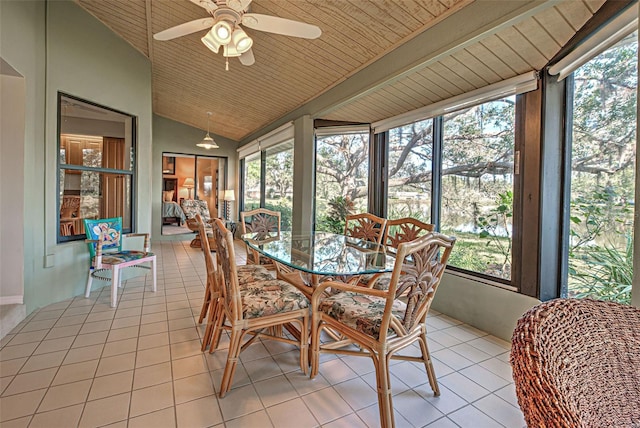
[
  {"xmin": 232, "ymin": 28, "xmax": 253, "ymax": 54},
  {"xmin": 196, "ymin": 112, "xmax": 219, "ymax": 149},
  {"xmin": 223, "ymin": 41, "xmax": 241, "ymax": 58},
  {"xmin": 201, "ymin": 29, "xmax": 221, "ymax": 53},
  {"xmin": 211, "ymin": 20, "xmax": 232, "ymax": 44}
]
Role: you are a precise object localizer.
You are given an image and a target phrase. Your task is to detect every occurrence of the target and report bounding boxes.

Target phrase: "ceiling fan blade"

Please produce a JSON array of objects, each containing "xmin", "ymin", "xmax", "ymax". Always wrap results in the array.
[
  {"xmin": 153, "ymin": 17, "xmax": 214, "ymax": 41},
  {"xmin": 227, "ymin": 0, "xmax": 252, "ymax": 12},
  {"xmin": 188, "ymin": 0, "xmax": 218, "ymax": 13},
  {"xmin": 242, "ymin": 13, "xmax": 321, "ymax": 39},
  {"xmin": 239, "ymin": 49, "xmax": 255, "ymax": 66}
]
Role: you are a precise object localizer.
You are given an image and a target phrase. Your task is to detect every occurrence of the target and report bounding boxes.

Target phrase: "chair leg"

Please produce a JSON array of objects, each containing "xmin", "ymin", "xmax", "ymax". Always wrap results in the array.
[
  {"xmin": 310, "ymin": 317, "xmax": 321, "ymax": 379},
  {"xmin": 299, "ymin": 315, "xmax": 309, "ymax": 375},
  {"xmin": 198, "ymin": 283, "xmax": 212, "ymax": 324},
  {"xmin": 111, "ymin": 266, "xmax": 120, "ymax": 308},
  {"xmin": 418, "ymin": 334, "xmax": 440, "ymax": 396},
  {"xmin": 374, "ymin": 354, "xmax": 394, "ymax": 428},
  {"xmin": 85, "ymin": 270, "xmax": 94, "ymax": 298},
  {"xmin": 219, "ymin": 326, "xmax": 244, "ymax": 397},
  {"xmin": 151, "ymin": 257, "xmax": 157, "ymax": 293},
  {"xmin": 201, "ymin": 295, "xmax": 218, "ymax": 352},
  {"xmin": 209, "ymin": 306, "xmax": 226, "ymax": 353}
]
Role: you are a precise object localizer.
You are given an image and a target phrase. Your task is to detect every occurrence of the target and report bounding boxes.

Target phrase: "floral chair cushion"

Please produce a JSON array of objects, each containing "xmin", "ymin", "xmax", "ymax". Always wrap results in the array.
[
  {"xmin": 317, "ymin": 291, "xmax": 407, "ymax": 339},
  {"xmin": 241, "ymin": 279, "xmax": 309, "ymax": 318},
  {"xmin": 181, "ymin": 199, "xmax": 211, "ymax": 221},
  {"xmin": 237, "ymin": 265, "xmax": 274, "ymax": 288},
  {"xmin": 101, "ymin": 250, "xmax": 153, "ymax": 265},
  {"xmin": 358, "ymin": 272, "xmax": 393, "ymax": 291}
]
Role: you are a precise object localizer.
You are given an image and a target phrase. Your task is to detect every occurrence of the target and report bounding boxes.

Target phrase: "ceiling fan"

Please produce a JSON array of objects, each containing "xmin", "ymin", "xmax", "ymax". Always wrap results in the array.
[{"xmin": 153, "ymin": 0, "xmax": 322, "ymax": 69}]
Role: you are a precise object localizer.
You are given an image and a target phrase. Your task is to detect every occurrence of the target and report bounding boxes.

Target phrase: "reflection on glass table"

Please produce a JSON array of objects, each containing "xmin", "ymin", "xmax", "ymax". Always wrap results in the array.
[{"xmin": 242, "ymin": 231, "xmax": 395, "ymax": 298}]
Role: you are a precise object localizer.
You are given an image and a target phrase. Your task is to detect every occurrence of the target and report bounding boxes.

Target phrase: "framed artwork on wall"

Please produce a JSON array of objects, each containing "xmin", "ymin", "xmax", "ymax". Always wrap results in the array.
[{"xmin": 162, "ymin": 156, "xmax": 175, "ymax": 175}]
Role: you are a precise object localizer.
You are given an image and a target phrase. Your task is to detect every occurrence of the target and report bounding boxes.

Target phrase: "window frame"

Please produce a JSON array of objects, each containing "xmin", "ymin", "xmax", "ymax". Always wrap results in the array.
[
  {"xmin": 313, "ymin": 127, "xmax": 372, "ymax": 232},
  {"xmin": 380, "ymin": 96, "xmax": 521, "ymax": 287},
  {"xmin": 239, "ymin": 140, "xmax": 294, "ymax": 220},
  {"xmin": 56, "ymin": 92, "xmax": 137, "ymax": 243}
]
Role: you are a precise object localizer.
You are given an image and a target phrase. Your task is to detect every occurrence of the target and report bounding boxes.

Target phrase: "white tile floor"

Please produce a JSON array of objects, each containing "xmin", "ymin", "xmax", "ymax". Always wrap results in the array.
[{"xmin": 0, "ymin": 239, "xmax": 525, "ymax": 428}]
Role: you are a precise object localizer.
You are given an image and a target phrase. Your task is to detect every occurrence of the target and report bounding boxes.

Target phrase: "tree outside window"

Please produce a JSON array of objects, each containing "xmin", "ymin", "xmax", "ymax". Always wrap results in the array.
[
  {"xmin": 567, "ymin": 32, "xmax": 637, "ymax": 304},
  {"xmin": 387, "ymin": 119, "xmax": 433, "ymax": 222},
  {"xmin": 441, "ymin": 97, "xmax": 516, "ymax": 280},
  {"xmin": 315, "ymin": 132, "xmax": 369, "ymax": 233},
  {"xmin": 265, "ymin": 144, "xmax": 293, "ymax": 229}
]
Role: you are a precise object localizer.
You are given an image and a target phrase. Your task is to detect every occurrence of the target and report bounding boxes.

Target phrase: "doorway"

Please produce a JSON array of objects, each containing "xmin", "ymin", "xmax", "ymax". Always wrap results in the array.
[{"xmin": 161, "ymin": 153, "xmax": 227, "ymax": 236}]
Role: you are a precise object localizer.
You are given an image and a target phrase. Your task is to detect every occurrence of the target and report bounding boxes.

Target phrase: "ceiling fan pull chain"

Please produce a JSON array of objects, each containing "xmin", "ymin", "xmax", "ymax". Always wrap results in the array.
[{"xmin": 226, "ymin": 58, "xmax": 229, "ymax": 71}]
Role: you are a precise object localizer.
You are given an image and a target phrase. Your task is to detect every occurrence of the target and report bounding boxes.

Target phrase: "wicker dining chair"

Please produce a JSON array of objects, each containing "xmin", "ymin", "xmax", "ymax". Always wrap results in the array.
[
  {"xmin": 361, "ymin": 217, "xmax": 434, "ymax": 290},
  {"xmin": 511, "ymin": 298, "xmax": 640, "ymax": 428},
  {"xmin": 210, "ymin": 218, "xmax": 309, "ymax": 397},
  {"xmin": 310, "ymin": 232, "xmax": 456, "ymax": 428},
  {"xmin": 344, "ymin": 212, "xmax": 387, "ymax": 245},
  {"xmin": 195, "ymin": 215, "xmax": 274, "ymax": 351},
  {"xmin": 240, "ymin": 208, "xmax": 281, "ymax": 269}
]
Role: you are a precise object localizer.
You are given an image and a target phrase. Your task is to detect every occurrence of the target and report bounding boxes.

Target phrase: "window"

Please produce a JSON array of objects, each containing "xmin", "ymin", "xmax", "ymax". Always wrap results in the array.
[
  {"xmin": 387, "ymin": 119, "xmax": 433, "ymax": 222},
  {"xmin": 240, "ymin": 141, "xmax": 294, "ymax": 228},
  {"xmin": 315, "ymin": 130, "xmax": 370, "ymax": 232},
  {"xmin": 242, "ymin": 152, "xmax": 261, "ymax": 212},
  {"xmin": 264, "ymin": 142, "xmax": 293, "ymax": 229},
  {"xmin": 441, "ymin": 96, "xmax": 516, "ymax": 280},
  {"xmin": 58, "ymin": 94, "xmax": 135, "ymax": 242},
  {"xmin": 565, "ymin": 32, "xmax": 637, "ymax": 304}
]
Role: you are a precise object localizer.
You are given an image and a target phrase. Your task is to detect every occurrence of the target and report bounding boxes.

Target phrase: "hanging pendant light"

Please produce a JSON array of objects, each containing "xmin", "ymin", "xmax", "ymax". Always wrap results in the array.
[{"xmin": 197, "ymin": 112, "xmax": 219, "ymax": 149}]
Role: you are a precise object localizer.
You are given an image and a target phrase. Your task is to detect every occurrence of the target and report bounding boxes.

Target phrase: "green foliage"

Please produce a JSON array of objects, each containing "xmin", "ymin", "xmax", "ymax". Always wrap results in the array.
[
  {"xmin": 568, "ymin": 187, "xmax": 633, "ymax": 303},
  {"xmin": 387, "ymin": 205, "xmax": 430, "ymax": 223},
  {"xmin": 477, "ymin": 190, "xmax": 512, "ymax": 276},
  {"xmin": 446, "ymin": 238, "xmax": 490, "ymax": 273},
  {"xmin": 316, "ymin": 195, "xmax": 354, "ymax": 233},
  {"xmin": 569, "ymin": 233, "xmax": 633, "ymax": 304},
  {"xmin": 264, "ymin": 199, "xmax": 292, "ymax": 230},
  {"xmin": 565, "ymin": 36, "xmax": 637, "ymax": 304},
  {"xmin": 569, "ymin": 187, "xmax": 632, "ymax": 253}
]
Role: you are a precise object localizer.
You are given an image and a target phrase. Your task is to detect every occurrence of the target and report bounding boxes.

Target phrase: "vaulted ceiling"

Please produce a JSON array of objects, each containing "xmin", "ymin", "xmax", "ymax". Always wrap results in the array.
[{"xmin": 76, "ymin": 0, "xmax": 606, "ymax": 143}]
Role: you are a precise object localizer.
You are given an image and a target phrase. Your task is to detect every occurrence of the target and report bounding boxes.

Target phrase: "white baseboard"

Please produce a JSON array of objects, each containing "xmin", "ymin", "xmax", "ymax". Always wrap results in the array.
[{"xmin": 0, "ymin": 295, "xmax": 24, "ymax": 305}]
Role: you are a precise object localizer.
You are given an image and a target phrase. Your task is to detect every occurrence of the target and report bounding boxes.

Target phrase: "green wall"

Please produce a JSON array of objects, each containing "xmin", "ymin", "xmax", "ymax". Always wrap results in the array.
[
  {"xmin": 152, "ymin": 114, "xmax": 238, "ymax": 240},
  {"xmin": 0, "ymin": 0, "xmax": 152, "ymax": 313},
  {"xmin": 433, "ymin": 274, "xmax": 540, "ymax": 341}
]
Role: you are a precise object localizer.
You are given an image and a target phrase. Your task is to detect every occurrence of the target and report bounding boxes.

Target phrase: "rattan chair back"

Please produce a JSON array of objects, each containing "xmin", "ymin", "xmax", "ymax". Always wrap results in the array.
[
  {"xmin": 240, "ymin": 208, "xmax": 281, "ymax": 267},
  {"xmin": 383, "ymin": 232, "xmax": 455, "ymax": 338},
  {"xmin": 195, "ymin": 214, "xmax": 221, "ymax": 350},
  {"xmin": 511, "ymin": 298, "xmax": 640, "ymax": 427},
  {"xmin": 212, "ymin": 219, "xmax": 243, "ymax": 323},
  {"xmin": 383, "ymin": 217, "xmax": 434, "ymax": 253},
  {"xmin": 344, "ymin": 212, "xmax": 387, "ymax": 245}
]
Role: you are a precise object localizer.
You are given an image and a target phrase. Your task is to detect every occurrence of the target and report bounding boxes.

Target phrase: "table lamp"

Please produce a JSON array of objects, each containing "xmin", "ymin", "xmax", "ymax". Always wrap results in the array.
[
  {"xmin": 183, "ymin": 178, "xmax": 195, "ymax": 199},
  {"xmin": 223, "ymin": 189, "xmax": 235, "ymax": 220}
]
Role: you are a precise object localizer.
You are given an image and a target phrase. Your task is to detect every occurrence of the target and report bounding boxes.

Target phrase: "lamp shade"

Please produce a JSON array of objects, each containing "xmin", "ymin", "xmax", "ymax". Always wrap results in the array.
[
  {"xmin": 197, "ymin": 111, "xmax": 219, "ymax": 149},
  {"xmin": 196, "ymin": 134, "xmax": 219, "ymax": 149},
  {"xmin": 201, "ymin": 28, "xmax": 221, "ymax": 53},
  {"xmin": 183, "ymin": 178, "xmax": 195, "ymax": 188},
  {"xmin": 223, "ymin": 190, "xmax": 236, "ymax": 201}
]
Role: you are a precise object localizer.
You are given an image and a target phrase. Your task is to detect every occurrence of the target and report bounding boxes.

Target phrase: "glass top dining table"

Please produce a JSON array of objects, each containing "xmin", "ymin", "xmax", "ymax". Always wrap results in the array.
[{"xmin": 242, "ymin": 231, "xmax": 395, "ymax": 296}]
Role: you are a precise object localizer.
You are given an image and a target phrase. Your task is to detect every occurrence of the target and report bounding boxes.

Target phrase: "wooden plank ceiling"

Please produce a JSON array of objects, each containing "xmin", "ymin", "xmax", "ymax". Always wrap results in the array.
[{"xmin": 76, "ymin": 0, "xmax": 605, "ymax": 142}]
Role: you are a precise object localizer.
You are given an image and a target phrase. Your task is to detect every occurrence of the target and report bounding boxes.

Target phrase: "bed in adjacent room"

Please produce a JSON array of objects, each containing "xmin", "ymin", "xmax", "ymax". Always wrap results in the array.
[{"xmin": 162, "ymin": 188, "xmax": 186, "ymax": 225}]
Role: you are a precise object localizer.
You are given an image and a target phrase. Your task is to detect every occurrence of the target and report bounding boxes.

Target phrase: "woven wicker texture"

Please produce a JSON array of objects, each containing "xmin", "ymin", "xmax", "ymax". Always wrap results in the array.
[{"xmin": 511, "ymin": 298, "xmax": 640, "ymax": 428}]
